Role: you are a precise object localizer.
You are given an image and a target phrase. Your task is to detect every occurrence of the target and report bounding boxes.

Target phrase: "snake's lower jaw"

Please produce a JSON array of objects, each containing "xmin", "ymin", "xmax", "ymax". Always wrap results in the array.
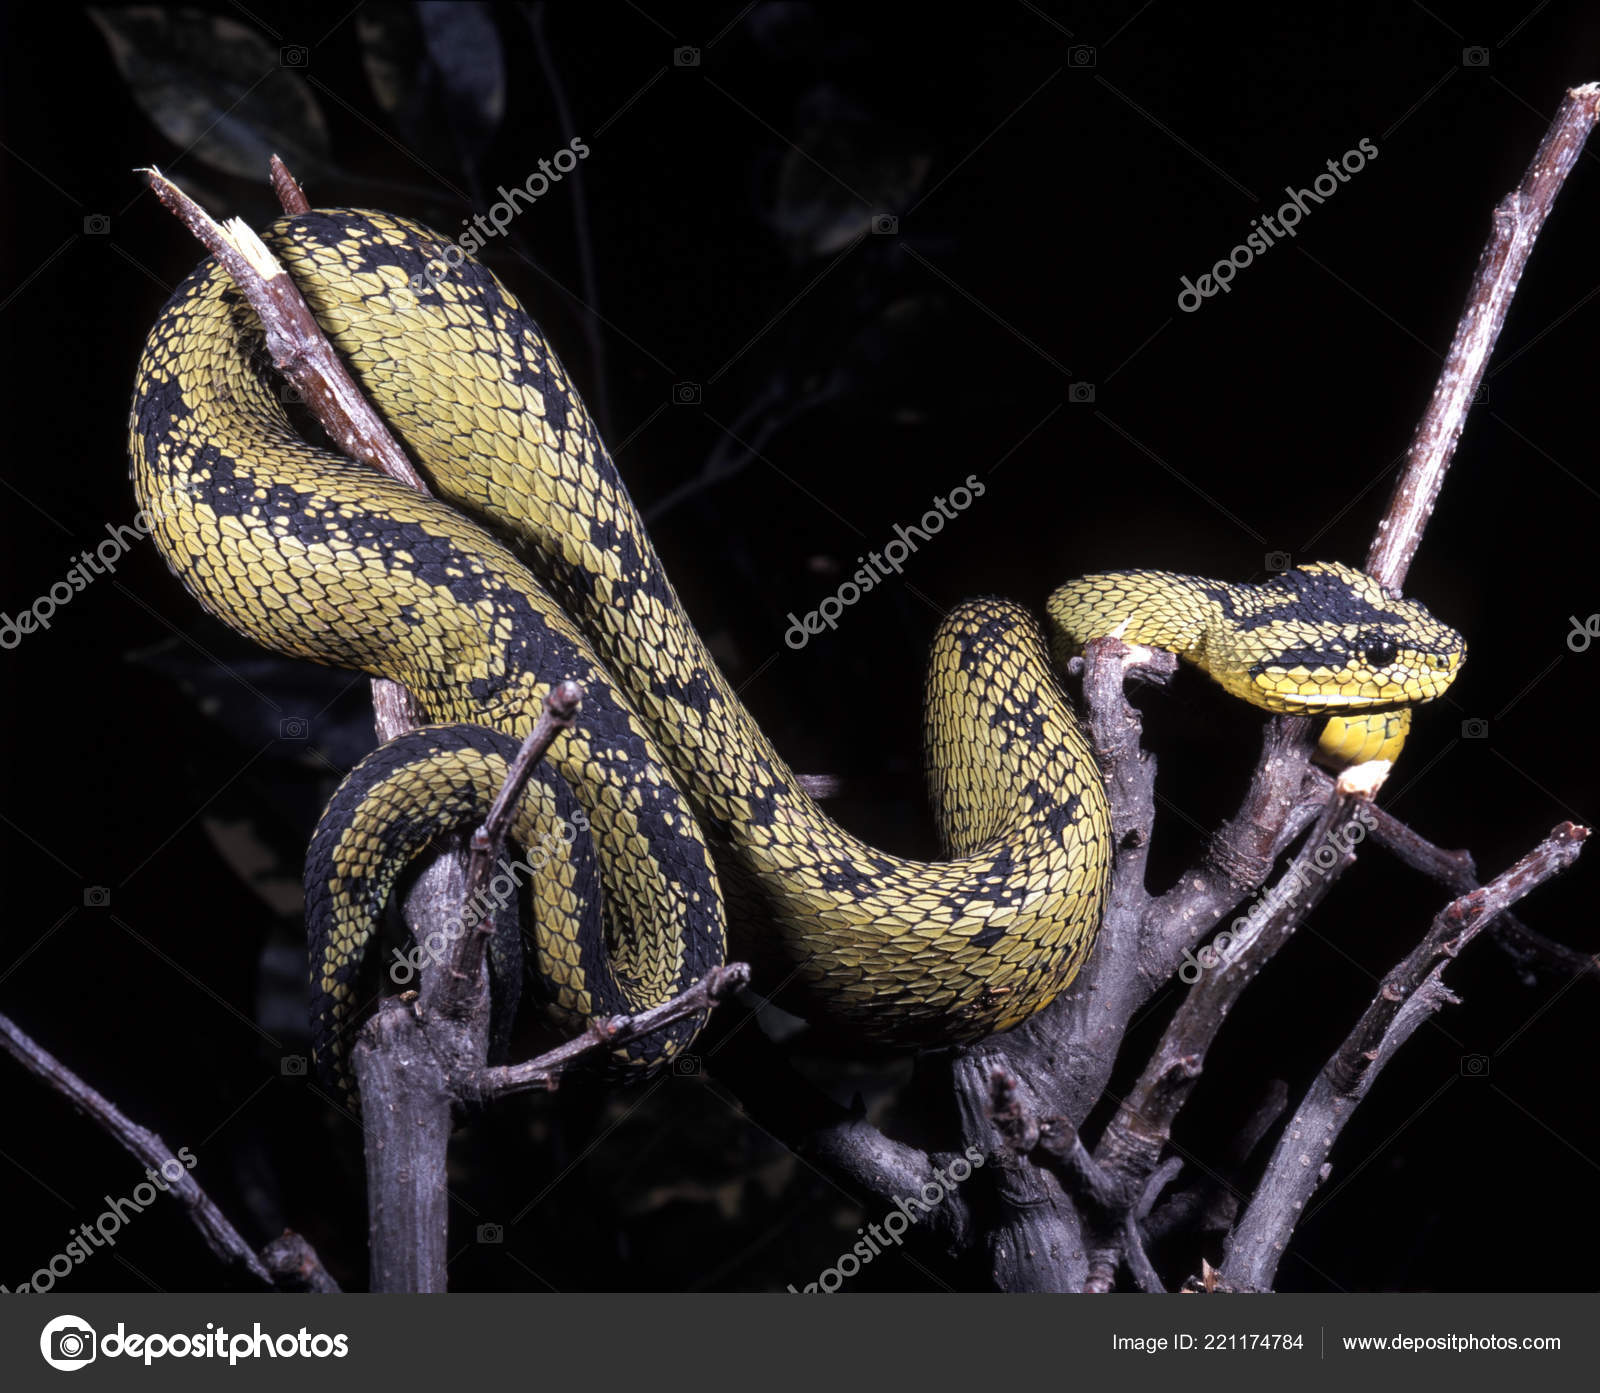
[{"xmin": 1317, "ymin": 711, "xmax": 1412, "ymax": 767}]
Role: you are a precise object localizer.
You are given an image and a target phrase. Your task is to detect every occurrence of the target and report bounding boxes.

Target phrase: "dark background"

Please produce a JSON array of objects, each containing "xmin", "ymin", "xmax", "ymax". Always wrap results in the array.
[{"xmin": 1, "ymin": 1, "xmax": 1595, "ymax": 1293}]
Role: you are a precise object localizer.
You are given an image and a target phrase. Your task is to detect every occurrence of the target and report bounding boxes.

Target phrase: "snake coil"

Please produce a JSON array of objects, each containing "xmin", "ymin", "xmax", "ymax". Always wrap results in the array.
[{"xmin": 129, "ymin": 209, "xmax": 1465, "ymax": 1087}]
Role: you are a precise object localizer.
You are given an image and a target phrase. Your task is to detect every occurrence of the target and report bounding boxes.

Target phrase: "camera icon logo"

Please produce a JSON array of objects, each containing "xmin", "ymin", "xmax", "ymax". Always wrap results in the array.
[
  {"xmin": 1461, "ymin": 718, "xmax": 1489, "ymax": 740},
  {"xmin": 83, "ymin": 214, "xmax": 111, "ymax": 236},
  {"xmin": 1462, "ymin": 46, "xmax": 1490, "ymax": 68},
  {"xmin": 279, "ymin": 717, "xmax": 310, "ymax": 739},
  {"xmin": 1264, "ymin": 551, "xmax": 1292, "ymax": 573},
  {"xmin": 1069, "ymin": 46, "xmax": 1097, "ymax": 68},
  {"xmin": 281, "ymin": 45, "xmax": 309, "ymax": 67},
  {"xmin": 477, "ymin": 1223, "xmax": 504, "ymax": 1243},
  {"xmin": 672, "ymin": 382, "xmax": 702, "ymax": 406},
  {"xmin": 1068, "ymin": 382, "xmax": 1096, "ymax": 404},
  {"xmin": 281, "ymin": 1054, "xmax": 308, "ymax": 1077},
  {"xmin": 871, "ymin": 213, "xmax": 899, "ymax": 235},
  {"xmin": 83, "ymin": 886, "xmax": 111, "ymax": 908},
  {"xmin": 674, "ymin": 46, "xmax": 700, "ymax": 67},
  {"xmin": 41, "ymin": 1315, "xmax": 97, "ymax": 1370},
  {"xmin": 672, "ymin": 1053, "xmax": 702, "ymax": 1077},
  {"xmin": 1460, "ymin": 1053, "xmax": 1491, "ymax": 1077}
]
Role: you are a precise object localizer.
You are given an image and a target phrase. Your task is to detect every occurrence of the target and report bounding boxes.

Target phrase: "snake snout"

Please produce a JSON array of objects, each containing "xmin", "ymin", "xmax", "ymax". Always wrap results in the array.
[{"xmin": 1256, "ymin": 568, "xmax": 1467, "ymax": 713}]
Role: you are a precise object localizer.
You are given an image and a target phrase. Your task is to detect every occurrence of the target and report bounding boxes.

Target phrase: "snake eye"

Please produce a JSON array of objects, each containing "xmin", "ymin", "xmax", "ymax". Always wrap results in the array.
[{"xmin": 1360, "ymin": 635, "xmax": 1399, "ymax": 668}]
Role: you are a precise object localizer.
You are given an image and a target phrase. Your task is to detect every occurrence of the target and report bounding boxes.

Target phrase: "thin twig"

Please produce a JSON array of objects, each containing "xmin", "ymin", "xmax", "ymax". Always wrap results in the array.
[
  {"xmin": 991, "ymin": 1068, "xmax": 1125, "ymax": 1215},
  {"xmin": 0, "ymin": 1012, "xmax": 289, "ymax": 1288},
  {"xmin": 1222, "ymin": 822, "xmax": 1588, "ymax": 1291},
  {"xmin": 269, "ymin": 153, "xmax": 312, "ymax": 216},
  {"xmin": 147, "ymin": 166, "xmax": 430, "ymax": 496},
  {"xmin": 1122, "ymin": 1156, "xmax": 1182, "ymax": 1294},
  {"xmin": 1329, "ymin": 823, "xmax": 1589, "ymax": 1096},
  {"xmin": 1144, "ymin": 1079, "xmax": 1291, "ymax": 1242},
  {"xmin": 1367, "ymin": 82, "xmax": 1600, "ymax": 591},
  {"xmin": 262, "ymin": 161, "xmax": 428, "ymax": 739},
  {"xmin": 1308, "ymin": 766, "xmax": 1600, "ymax": 983},
  {"xmin": 468, "ymin": 963, "xmax": 751, "ymax": 1098},
  {"xmin": 691, "ymin": 1007, "xmax": 975, "ymax": 1251},
  {"xmin": 1034, "ymin": 1113, "xmax": 1127, "ymax": 1214},
  {"xmin": 153, "ymin": 163, "xmax": 432, "ymax": 740},
  {"xmin": 260, "ymin": 1231, "xmax": 342, "ymax": 1292},
  {"xmin": 439, "ymin": 680, "xmax": 584, "ymax": 1019}
]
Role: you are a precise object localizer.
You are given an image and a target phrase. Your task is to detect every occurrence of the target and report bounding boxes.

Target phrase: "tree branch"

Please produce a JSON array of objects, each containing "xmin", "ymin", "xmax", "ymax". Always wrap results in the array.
[
  {"xmin": 1366, "ymin": 82, "xmax": 1600, "ymax": 591},
  {"xmin": 1221, "ymin": 822, "xmax": 1588, "ymax": 1291},
  {"xmin": 260, "ymin": 1230, "xmax": 342, "ymax": 1293},
  {"xmin": 467, "ymin": 964, "xmax": 751, "ymax": 1098},
  {"xmin": 692, "ymin": 1012, "xmax": 975, "ymax": 1252},
  {"xmin": 1308, "ymin": 765, "xmax": 1600, "ymax": 984},
  {"xmin": 0, "ymin": 1012, "xmax": 336, "ymax": 1289},
  {"xmin": 954, "ymin": 1052, "xmax": 1088, "ymax": 1292},
  {"xmin": 440, "ymin": 680, "xmax": 583, "ymax": 1021}
]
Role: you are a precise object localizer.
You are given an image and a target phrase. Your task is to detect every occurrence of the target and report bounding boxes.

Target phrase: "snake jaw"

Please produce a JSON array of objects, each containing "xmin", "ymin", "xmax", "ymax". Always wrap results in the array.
[{"xmin": 1249, "ymin": 648, "xmax": 1464, "ymax": 714}]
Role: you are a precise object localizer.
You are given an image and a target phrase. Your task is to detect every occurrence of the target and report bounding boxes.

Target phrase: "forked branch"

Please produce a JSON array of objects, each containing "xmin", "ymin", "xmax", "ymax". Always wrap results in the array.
[{"xmin": 1222, "ymin": 823, "xmax": 1588, "ymax": 1291}]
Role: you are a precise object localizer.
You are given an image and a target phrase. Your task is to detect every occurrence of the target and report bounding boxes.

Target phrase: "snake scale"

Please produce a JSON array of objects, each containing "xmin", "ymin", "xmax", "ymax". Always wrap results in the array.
[{"xmin": 128, "ymin": 209, "xmax": 1465, "ymax": 1088}]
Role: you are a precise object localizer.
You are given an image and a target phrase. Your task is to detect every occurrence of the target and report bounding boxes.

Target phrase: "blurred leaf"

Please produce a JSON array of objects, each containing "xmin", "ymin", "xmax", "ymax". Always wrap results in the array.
[
  {"xmin": 203, "ymin": 816, "xmax": 305, "ymax": 916},
  {"xmin": 128, "ymin": 635, "xmax": 374, "ymax": 917},
  {"xmin": 357, "ymin": 1, "xmax": 504, "ymax": 176},
  {"xmin": 747, "ymin": 2, "xmax": 822, "ymax": 58},
  {"xmin": 769, "ymin": 89, "xmax": 930, "ymax": 258},
  {"xmin": 88, "ymin": 6, "xmax": 330, "ymax": 180}
]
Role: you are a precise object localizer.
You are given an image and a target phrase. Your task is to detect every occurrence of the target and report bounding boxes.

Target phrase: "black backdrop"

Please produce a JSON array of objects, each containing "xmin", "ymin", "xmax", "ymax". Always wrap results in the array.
[{"xmin": 1, "ymin": 1, "xmax": 1596, "ymax": 1293}]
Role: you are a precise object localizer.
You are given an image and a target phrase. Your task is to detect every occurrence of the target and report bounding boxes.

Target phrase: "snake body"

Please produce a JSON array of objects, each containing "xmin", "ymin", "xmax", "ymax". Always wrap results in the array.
[{"xmin": 128, "ymin": 209, "xmax": 1465, "ymax": 1084}]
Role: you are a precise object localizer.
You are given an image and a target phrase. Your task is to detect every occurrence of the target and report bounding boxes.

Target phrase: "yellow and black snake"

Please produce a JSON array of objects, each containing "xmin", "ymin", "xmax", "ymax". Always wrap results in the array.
[{"xmin": 128, "ymin": 209, "xmax": 1466, "ymax": 1088}]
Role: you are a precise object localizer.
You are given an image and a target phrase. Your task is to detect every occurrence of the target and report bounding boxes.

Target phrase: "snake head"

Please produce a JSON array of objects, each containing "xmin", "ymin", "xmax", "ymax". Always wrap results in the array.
[{"xmin": 1233, "ymin": 562, "xmax": 1466, "ymax": 715}]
